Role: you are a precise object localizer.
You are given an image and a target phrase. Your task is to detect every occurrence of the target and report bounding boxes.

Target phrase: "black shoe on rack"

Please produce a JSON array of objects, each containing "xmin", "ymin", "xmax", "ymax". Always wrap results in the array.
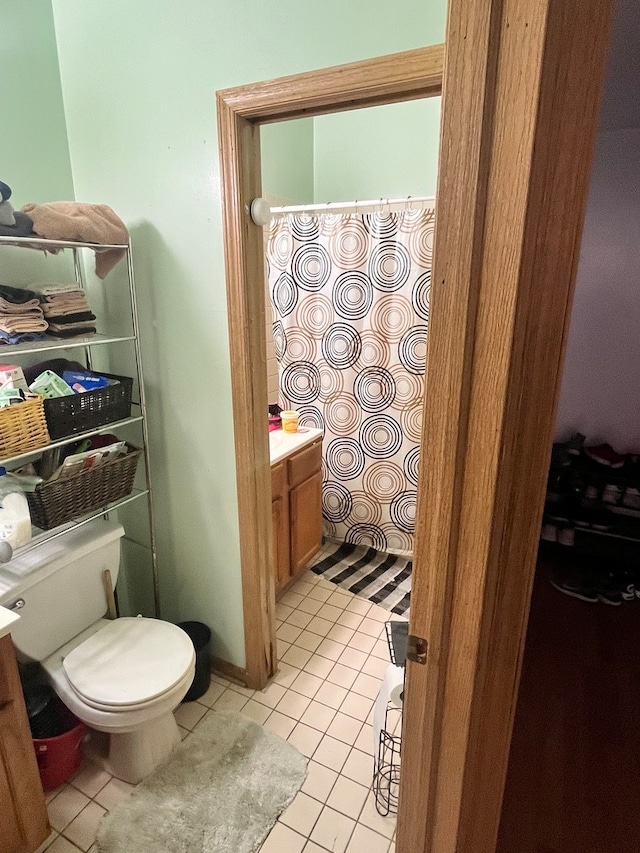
[
  {"xmin": 595, "ymin": 572, "xmax": 624, "ymax": 606},
  {"xmin": 549, "ymin": 568, "xmax": 598, "ymax": 603}
]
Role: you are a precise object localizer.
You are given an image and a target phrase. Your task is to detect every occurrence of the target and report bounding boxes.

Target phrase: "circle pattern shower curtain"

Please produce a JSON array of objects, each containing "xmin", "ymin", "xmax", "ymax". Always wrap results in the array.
[{"xmin": 266, "ymin": 206, "xmax": 434, "ymax": 556}]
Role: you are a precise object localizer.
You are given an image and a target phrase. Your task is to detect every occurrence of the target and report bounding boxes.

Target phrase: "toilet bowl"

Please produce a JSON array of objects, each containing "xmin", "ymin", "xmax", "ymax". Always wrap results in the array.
[{"xmin": 0, "ymin": 520, "xmax": 197, "ymax": 784}]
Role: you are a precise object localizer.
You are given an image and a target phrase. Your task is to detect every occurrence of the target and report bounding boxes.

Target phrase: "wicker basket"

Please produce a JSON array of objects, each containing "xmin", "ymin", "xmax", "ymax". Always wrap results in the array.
[
  {"xmin": 27, "ymin": 444, "xmax": 142, "ymax": 530},
  {"xmin": 43, "ymin": 372, "xmax": 134, "ymax": 440},
  {"xmin": 0, "ymin": 396, "xmax": 51, "ymax": 457}
]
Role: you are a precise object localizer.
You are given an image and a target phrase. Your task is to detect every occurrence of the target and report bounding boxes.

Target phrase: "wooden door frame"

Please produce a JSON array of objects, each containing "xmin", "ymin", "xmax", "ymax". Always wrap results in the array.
[
  {"xmin": 217, "ymin": 3, "xmax": 613, "ymax": 848},
  {"xmin": 216, "ymin": 44, "xmax": 445, "ymax": 691}
]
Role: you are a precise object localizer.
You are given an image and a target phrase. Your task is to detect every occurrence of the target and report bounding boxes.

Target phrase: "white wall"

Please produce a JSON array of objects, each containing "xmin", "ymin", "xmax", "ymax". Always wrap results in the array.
[{"xmin": 556, "ymin": 128, "xmax": 640, "ymax": 453}]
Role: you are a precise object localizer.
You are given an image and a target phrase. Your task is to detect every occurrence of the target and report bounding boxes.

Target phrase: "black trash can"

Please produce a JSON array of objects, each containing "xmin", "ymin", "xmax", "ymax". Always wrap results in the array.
[{"xmin": 177, "ymin": 621, "xmax": 212, "ymax": 702}]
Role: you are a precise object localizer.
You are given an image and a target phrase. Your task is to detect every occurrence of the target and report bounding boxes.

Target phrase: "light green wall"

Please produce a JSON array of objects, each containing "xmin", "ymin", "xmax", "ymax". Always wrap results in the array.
[
  {"xmin": 313, "ymin": 98, "xmax": 441, "ymax": 202},
  {"xmin": 47, "ymin": 0, "xmax": 446, "ymax": 667},
  {"xmin": 262, "ymin": 119, "xmax": 315, "ymax": 204},
  {"xmin": 0, "ymin": 0, "xmax": 74, "ymax": 283}
]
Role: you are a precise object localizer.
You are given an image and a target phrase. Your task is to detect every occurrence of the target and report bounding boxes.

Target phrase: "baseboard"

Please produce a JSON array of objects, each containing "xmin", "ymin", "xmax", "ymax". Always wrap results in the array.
[{"xmin": 211, "ymin": 655, "xmax": 247, "ymax": 687}]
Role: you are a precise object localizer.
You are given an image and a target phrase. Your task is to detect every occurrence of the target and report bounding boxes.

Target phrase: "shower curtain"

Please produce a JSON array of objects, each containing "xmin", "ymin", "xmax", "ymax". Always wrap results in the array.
[{"xmin": 266, "ymin": 205, "xmax": 434, "ymax": 556}]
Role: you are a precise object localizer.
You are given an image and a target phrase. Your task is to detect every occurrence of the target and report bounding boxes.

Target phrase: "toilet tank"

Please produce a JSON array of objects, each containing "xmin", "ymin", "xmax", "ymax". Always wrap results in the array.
[{"xmin": 0, "ymin": 520, "xmax": 124, "ymax": 662}]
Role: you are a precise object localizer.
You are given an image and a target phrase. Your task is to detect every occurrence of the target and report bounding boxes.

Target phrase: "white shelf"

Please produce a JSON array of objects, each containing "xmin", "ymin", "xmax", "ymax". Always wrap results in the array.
[
  {"xmin": 0, "ymin": 235, "xmax": 128, "ymax": 251},
  {"xmin": 0, "ymin": 332, "xmax": 135, "ymax": 358}
]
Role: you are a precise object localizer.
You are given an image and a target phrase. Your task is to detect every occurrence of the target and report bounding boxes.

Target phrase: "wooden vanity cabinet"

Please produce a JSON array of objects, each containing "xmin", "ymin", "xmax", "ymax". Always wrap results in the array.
[
  {"xmin": 272, "ymin": 439, "xmax": 323, "ymax": 594},
  {"xmin": 0, "ymin": 634, "xmax": 49, "ymax": 853}
]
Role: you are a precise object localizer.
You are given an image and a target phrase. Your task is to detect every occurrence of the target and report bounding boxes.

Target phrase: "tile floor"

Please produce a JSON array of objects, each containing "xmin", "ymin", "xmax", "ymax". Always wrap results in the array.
[{"xmin": 36, "ymin": 569, "xmax": 404, "ymax": 853}]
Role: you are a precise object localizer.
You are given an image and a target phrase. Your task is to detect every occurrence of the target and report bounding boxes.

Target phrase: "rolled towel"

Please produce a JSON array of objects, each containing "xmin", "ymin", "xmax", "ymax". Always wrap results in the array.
[{"xmin": 20, "ymin": 202, "xmax": 128, "ymax": 279}]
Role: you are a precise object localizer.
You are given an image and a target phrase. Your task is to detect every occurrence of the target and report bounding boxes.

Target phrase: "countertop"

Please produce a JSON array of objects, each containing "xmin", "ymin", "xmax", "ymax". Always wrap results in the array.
[
  {"xmin": 0, "ymin": 605, "xmax": 19, "ymax": 640},
  {"xmin": 269, "ymin": 427, "xmax": 323, "ymax": 466}
]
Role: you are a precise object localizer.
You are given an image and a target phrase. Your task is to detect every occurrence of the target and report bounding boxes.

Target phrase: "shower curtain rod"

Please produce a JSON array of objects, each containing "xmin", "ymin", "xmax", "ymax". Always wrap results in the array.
[{"xmin": 269, "ymin": 194, "xmax": 435, "ymax": 214}]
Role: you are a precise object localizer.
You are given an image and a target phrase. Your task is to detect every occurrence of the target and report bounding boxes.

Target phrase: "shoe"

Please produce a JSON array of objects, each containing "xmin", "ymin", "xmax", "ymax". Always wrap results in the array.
[
  {"xmin": 566, "ymin": 432, "xmax": 586, "ymax": 456},
  {"xmin": 622, "ymin": 486, "xmax": 640, "ymax": 509},
  {"xmin": 541, "ymin": 521, "xmax": 558, "ymax": 542},
  {"xmin": 584, "ymin": 443, "xmax": 625, "ymax": 468},
  {"xmin": 601, "ymin": 483, "xmax": 623, "ymax": 505},
  {"xmin": 557, "ymin": 526, "xmax": 575, "ymax": 546},
  {"xmin": 595, "ymin": 571, "xmax": 624, "ymax": 606},
  {"xmin": 549, "ymin": 571, "xmax": 598, "ymax": 603}
]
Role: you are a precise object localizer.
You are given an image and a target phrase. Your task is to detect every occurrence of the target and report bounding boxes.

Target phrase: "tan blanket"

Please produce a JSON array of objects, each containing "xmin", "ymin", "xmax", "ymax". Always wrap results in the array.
[{"xmin": 21, "ymin": 202, "xmax": 129, "ymax": 279}]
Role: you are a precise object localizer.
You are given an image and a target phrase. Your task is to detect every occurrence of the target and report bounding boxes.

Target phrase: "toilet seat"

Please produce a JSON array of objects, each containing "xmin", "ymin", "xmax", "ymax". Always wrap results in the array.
[{"xmin": 63, "ymin": 617, "xmax": 195, "ymax": 711}]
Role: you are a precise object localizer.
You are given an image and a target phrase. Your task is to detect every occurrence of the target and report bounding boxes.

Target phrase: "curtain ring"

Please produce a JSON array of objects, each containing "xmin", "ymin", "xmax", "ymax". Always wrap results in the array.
[{"xmin": 406, "ymin": 195, "xmax": 412, "ymax": 212}]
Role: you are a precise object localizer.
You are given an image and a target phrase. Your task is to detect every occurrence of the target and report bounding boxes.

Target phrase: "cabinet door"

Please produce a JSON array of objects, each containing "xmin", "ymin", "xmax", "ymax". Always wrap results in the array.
[
  {"xmin": 271, "ymin": 462, "xmax": 290, "ymax": 593},
  {"xmin": 0, "ymin": 636, "xmax": 49, "ymax": 853},
  {"xmin": 290, "ymin": 469, "xmax": 323, "ymax": 577}
]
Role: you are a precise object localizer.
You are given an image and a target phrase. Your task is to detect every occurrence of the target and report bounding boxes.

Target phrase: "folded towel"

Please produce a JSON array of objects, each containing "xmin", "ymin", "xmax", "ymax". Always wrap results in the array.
[
  {"xmin": 0, "ymin": 284, "xmax": 38, "ymax": 304},
  {"xmin": 42, "ymin": 301, "xmax": 91, "ymax": 318},
  {"xmin": 41, "ymin": 292, "xmax": 87, "ymax": 303},
  {"xmin": 0, "ymin": 330, "xmax": 47, "ymax": 345},
  {"xmin": 46, "ymin": 325, "xmax": 96, "ymax": 339},
  {"xmin": 0, "ymin": 211, "xmax": 34, "ymax": 238},
  {"xmin": 44, "ymin": 312, "xmax": 96, "ymax": 326},
  {"xmin": 0, "ymin": 308, "xmax": 45, "ymax": 320},
  {"xmin": 20, "ymin": 202, "xmax": 129, "ymax": 279},
  {"xmin": 0, "ymin": 297, "xmax": 41, "ymax": 314},
  {"xmin": 0, "ymin": 318, "xmax": 48, "ymax": 334},
  {"xmin": 35, "ymin": 283, "xmax": 85, "ymax": 296}
]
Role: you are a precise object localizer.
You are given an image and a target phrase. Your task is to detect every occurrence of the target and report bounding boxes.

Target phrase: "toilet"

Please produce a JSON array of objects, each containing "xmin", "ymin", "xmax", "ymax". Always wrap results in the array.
[{"xmin": 0, "ymin": 520, "xmax": 195, "ymax": 784}]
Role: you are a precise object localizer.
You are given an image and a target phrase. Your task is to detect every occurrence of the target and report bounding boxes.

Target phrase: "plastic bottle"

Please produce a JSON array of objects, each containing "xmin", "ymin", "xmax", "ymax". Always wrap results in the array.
[{"xmin": 0, "ymin": 467, "xmax": 32, "ymax": 551}]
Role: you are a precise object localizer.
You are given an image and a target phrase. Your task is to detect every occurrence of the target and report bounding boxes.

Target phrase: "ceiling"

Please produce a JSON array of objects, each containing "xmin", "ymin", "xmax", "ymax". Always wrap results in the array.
[{"xmin": 599, "ymin": 0, "xmax": 640, "ymax": 131}]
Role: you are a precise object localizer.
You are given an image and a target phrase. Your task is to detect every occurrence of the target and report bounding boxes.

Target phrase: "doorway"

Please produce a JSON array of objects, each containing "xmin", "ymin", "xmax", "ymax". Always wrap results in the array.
[{"xmin": 217, "ymin": 4, "xmax": 614, "ymax": 848}]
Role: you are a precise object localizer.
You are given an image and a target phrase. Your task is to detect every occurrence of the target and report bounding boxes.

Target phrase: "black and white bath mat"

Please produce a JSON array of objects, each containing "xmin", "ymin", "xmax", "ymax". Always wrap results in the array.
[{"xmin": 310, "ymin": 539, "xmax": 411, "ymax": 615}]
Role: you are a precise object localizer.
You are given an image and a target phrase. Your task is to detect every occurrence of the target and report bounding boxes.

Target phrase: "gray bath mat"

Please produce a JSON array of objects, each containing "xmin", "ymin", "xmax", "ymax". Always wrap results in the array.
[{"xmin": 96, "ymin": 710, "xmax": 307, "ymax": 853}]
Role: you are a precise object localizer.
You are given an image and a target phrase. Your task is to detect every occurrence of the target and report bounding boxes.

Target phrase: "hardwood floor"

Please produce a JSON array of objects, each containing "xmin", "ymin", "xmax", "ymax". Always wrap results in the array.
[{"xmin": 498, "ymin": 552, "xmax": 640, "ymax": 853}]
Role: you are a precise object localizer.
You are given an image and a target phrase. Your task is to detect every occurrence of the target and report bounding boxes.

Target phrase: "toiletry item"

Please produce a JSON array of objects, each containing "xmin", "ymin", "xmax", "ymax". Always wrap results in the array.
[
  {"xmin": 0, "ymin": 363, "xmax": 28, "ymax": 392},
  {"xmin": 0, "ymin": 467, "xmax": 31, "ymax": 548},
  {"xmin": 62, "ymin": 370, "xmax": 110, "ymax": 392},
  {"xmin": 281, "ymin": 410, "xmax": 299, "ymax": 433},
  {"xmin": 29, "ymin": 370, "xmax": 74, "ymax": 398},
  {"xmin": 0, "ymin": 388, "xmax": 25, "ymax": 407}
]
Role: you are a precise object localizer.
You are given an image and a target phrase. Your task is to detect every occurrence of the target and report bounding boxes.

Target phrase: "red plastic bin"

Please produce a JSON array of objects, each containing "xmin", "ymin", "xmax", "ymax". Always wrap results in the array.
[{"xmin": 32, "ymin": 700, "xmax": 86, "ymax": 791}]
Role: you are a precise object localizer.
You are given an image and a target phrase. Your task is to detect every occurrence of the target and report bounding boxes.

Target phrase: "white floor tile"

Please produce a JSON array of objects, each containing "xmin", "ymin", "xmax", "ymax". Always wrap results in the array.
[
  {"xmin": 351, "ymin": 673, "xmax": 382, "ymax": 700},
  {"xmin": 359, "ymin": 618, "xmax": 385, "ymax": 638},
  {"xmin": 173, "ymin": 700, "xmax": 207, "ymax": 730},
  {"xmin": 69, "ymin": 761, "xmax": 111, "ymax": 799},
  {"xmin": 275, "ymin": 602, "xmax": 294, "ymax": 621},
  {"xmin": 355, "ymin": 724, "xmax": 375, "ymax": 756},
  {"xmin": 277, "ymin": 622, "xmax": 304, "ymax": 643},
  {"xmin": 340, "ymin": 692, "xmax": 374, "ymax": 722},
  {"xmin": 303, "ymin": 842, "xmax": 329, "ymax": 853},
  {"xmin": 341, "ymin": 748, "xmax": 374, "ymax": 788},
  {"xmin": 358, "ymin": 791, "xmax": 397, "ymax": 839},
  {"xmin": 362, "ymin": 655, "xmax": 390, "ymax": 678},
  {"xmin": 291, "ymin": 670, "xmax": 324, "ymax": 699},
  {"xmin": 316, "ymin": 604, "xmax": 344, "ymax": 623},
  {"xmin": 316, "ymin": 638, "xmax": 346, "ymax": 662},
  {"xmin": 310, "ymin": 806, "xmax": 356, "ymax": 853},
  {"xmin": 301, "ymin": 760, "xmax": 339, "ymax": 803},
  {"xmin": 346, "ymin": 598, "xmax": 372, "ymax": 616},
  {"xmin": 300, "ymin": 701, "xmax": 337, "ymax": 732},
  {"xmin": 93, "ymin": 777, "xmax": 135, "ymax": 812},
  {"xmin": 326, "ymin": 775, "xmax": 369, "ymax": 820},
  {"xmin": 371, "ymin": 639, "xmax": 390, "ymax": 660},
  {"xmin": 306, "ymin": 616, "xmax": 334, "ymax": 637},
  {"xmin": 367, "ymin": 605, "xmax": 391, "ymax": 623},
  {"xmin": 287, "ymin": 610, "xmax": 315, "ymax": 630},
  {"xmin": 240, "ymin": 699, "xmax": 272, "ymax": 725},
  {"xmin": 294, "ymin": 631, "xmax": 323, "ymax": 653},
  {"xmin": 338, "ymin": 647, "xmax": 368, "ymax": 671},
  {"xmin": 277, "ymin": 639, "xmax": 291, "ymax": 658},
  {"xmin": 62, "ymin": 801, "xmax": 106, "ymax": 851},
  {"xmin": 326, "ymin": 591, "xmax": 354, "ymax": 610},
  {"xmin": 346, "ymin": 823, "xmax": 390, "ymax": 853},
  {"xmin": 313, "ymin": 735, "xmax": 351, "ymax": 773},
  {"xmin": 48, "ymin": 786, "xmax": 91, "ymax": 833},
  {"xmin": 307, "ymin": 585, "xmax": 333, "ymax": 603},
  {"xmin": 198, "ymin": 680, "xmax": 227, "ymax": 707},
  {"xmin": 327, "ymin": 712, "xmax": 363, "ymax": 745},
  {"xmin": 327, "ymin": 664, "xmax": 359, "ymax": 690},
  {"xmin": 276, "ymin": 690, "xmax": 312, "ymax": 720},
  {"xmin": 47, "ymin": 837, "xmax": 84, "ymax": 853},
  {"xmin": 262, "ymin": 710, "xmax": 297, "ymax": 740},
  {"xmin": 260, "ymin": 821, "xmax": 306, "ymax": 853},
  {"xmin": 279, "ymin": 791, "xmax": 323, "ymax": 836},
  {"xmin": 314, "ymin": 681, "xmax": 349, "ymax": 710},
  {"xmin": 282, "ymin": 645, "xmax": 314, "ymax": 669},
  {"xmin": 253, "ymin": 680, "xmax": 288, "ymax": 709},
  {"xmin": 326, "ymin": 624, "xmax": 356, "ymax": 645},
  {"xmin": 349, "ymin": 632, "xmax": 377, "ymax": 654},
  {"xmin": 212, "ymin": 689, "xmax": 249, "ymax": 713},
  {"xmin": 290, "ymin": 580, "xmax": 316, "ymax": 598},
  {"xmin": 297, "ymin": 597, "xmax": 325, "ymax": 616},
  {"xmin": 337, "ymin": 611, "xmax": 365, "ymax": 630},
  {"xmin": 280, "ymin": 590, "xmax": 305, "ymax": 608},
  {"xmin": 303, "ymin": 655, "xmax": 335, "ymax": 679},
  {"xmin": 288, "ymin": 723, "xmax": 324, "ymax": 758},
  {"xmin": 273, "ymin": 663, "xmax": 301, "ymax": 689}
]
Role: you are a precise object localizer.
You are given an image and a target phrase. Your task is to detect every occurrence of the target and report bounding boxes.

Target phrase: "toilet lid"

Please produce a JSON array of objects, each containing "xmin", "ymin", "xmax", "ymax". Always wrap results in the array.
[{"xmin": 62, "ymin": 617, "xmax": 196, "ymax": 708}]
